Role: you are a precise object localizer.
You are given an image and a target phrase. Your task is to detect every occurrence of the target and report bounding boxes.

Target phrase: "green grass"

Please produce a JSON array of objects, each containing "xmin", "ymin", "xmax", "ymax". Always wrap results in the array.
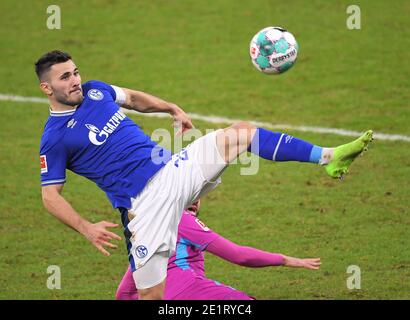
[{"xmin": 0, "ymin": 0, "xmax": 409, "ymax": 299}]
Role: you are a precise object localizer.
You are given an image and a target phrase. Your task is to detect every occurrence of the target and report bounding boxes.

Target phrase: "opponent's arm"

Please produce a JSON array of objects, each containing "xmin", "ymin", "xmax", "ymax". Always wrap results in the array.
[
  {"xmin": 206, "ymin": 236, "xmax": 321, "ymax": 270},
  {"xmin": 120, "ymin": 87, "xmax": 193, "ymax": 135},
  {"xmin": 42, "ymin": 184, "xmax": 121, "ymax": 256}
]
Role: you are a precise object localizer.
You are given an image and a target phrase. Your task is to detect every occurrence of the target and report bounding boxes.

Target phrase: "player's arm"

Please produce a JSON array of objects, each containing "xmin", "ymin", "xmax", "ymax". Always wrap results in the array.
[
  {"xmin": 119, "ymin": 87, "xmax": 193, "ymax": 135},
  {"xmin": 206, "ymin": 236, "xmax": 321, "ymax": 270},
  {"xmin": 42, "ymin": 184, "xmax": 121, "ymax": 256}
]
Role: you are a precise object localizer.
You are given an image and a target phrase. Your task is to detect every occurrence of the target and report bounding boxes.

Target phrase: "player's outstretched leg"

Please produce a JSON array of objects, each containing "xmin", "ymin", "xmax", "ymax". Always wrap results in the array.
[
  {"xmin": 324, "ymin": 130, "xmax": 373, "ymax": 179},
  {"xmin": 216, "ymin": 122, "xmax": 373, "ymax": 179}
]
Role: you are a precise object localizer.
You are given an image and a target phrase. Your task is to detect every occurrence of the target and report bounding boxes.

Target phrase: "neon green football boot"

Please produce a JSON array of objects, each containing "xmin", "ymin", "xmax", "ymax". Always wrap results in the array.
[{"xmin": 325, "ymin": 130, "xmax": 374, "ymax": 179}]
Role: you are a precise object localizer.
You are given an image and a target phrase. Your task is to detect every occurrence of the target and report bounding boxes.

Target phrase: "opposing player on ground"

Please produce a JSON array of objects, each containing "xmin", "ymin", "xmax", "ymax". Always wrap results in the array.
[
  {"xmin": 37, "ymin": 50, "xmax": 373, "ymax": 299},
  {"xmin": 116, "ymin": 199, "xmax": 321, "ymax": 300}
]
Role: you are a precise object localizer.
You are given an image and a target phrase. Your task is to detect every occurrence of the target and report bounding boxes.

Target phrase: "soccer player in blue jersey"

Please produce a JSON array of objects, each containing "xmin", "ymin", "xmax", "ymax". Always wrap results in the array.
[{"xmin": 36, "ymin": 50, "xmax": 373, "ymax": 300}]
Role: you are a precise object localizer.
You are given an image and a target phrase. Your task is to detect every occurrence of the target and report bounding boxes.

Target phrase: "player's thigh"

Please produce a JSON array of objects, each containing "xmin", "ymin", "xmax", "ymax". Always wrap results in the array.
[
  {"xmin": 185, "ymin": 129, "xmax": 228, "ymax": 184},
  {"xmin": 138, "ymin": 280, "xmax": 166, "ymax": 300},
  {"xmin": 125, "ymin": 166, "xmax": 189, "ymax": 270},
  {"xmin": 133, "ymin": 251, "xmax": 169, "ymax": 291}
]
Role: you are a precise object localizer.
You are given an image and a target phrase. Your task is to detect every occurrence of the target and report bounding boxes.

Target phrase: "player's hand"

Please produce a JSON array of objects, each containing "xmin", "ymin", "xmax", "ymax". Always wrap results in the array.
[
  {"xmin": 170, "ymin": 104, "xmax": 194, "ymax": 136},
  {"xmin": 283, "ymin": 256, "xmax": 321, "ymax": 270},
  {"xmin": 83, "ymin": 221, "xmax": 122, "ymax": 256}
]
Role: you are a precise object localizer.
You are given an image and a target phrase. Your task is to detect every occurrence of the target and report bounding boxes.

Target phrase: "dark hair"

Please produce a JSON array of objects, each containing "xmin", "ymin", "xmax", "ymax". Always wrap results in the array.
[{"xmin": 34, "ymin": 50, "xmax": 72, "ymax": 80}]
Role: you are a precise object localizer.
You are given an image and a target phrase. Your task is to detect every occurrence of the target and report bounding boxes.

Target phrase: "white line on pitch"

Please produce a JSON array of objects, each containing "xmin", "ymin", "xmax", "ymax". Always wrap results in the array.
[{"xmin": 1, "ymin": 93, "xmax": 409, "ymax": 142}]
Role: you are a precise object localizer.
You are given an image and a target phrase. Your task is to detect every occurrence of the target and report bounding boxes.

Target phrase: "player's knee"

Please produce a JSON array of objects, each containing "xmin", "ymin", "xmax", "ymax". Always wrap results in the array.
[
  {"xmin": 231, "ymin": 121, "xmax": 256, "ymax": 132},
  {"xmin": 228, "ymin": 121, "xmax": 257, "ymax": 144}
]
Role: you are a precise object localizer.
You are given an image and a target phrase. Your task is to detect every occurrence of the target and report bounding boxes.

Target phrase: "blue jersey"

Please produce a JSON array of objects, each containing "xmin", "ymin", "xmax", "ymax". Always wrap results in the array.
[{"xmin": 39, "ymin": 80, "xmax": 172, "ymax": 208}]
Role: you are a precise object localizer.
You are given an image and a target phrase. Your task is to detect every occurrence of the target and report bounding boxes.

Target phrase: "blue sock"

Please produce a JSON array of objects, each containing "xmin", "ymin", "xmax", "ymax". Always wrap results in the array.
[{"xmin": 247, "ymin": 128, "xmax": 323, "ymax": 163}]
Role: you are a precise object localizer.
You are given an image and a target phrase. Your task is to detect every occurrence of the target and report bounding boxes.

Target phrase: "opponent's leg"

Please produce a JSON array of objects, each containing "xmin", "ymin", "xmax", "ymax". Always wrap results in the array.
[
  {"xmin": 171, "ymin": 276, "xmax": 253, "ymax": 300},
  {"xmin": 116, "ymin": 266, "xmax": 138, "ymax": 300},
  {"xmin": 216, "ymin": 121, "xmax": 373, "ymax": 178}
]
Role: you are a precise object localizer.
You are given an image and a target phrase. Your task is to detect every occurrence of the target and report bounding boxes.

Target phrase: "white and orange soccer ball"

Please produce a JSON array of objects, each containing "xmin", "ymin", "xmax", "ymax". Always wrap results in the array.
[{"xmin": 249, "ymin": 26, "xmax": 299, "ymax": 75}]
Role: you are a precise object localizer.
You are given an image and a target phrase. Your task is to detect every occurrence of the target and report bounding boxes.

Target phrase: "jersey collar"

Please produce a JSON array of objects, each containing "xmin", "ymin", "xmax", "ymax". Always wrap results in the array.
[{"xmin": 49, "ymin": 108, "xmax": 76, "ymax": 117}]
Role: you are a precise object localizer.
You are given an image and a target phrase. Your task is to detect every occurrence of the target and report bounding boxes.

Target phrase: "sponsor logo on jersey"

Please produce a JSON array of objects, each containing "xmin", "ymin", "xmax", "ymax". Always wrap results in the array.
[
  {"xmin": 85, "ymin": 110, "xmax": 126, "ymax": 146},
  {"xmin": 135, "ymin": 245, "xmax": 148, "ymax": 258},
  {"xmin": 40, "ymin": 155, "xmax": 48, "ymax": 173},
  {"xmin": 87, "ymin": 89, "xmax": 104, "ymax": 101},
  {"xmin": 195, "ymin": 218, "xmax": 210, "ymax": 232}
]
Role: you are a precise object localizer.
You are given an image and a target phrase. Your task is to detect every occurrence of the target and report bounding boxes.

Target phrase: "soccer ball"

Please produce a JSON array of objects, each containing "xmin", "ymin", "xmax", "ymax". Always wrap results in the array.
[{"xmin": 249, "ymin": 26, "xmax": 299, "ymax": 75}]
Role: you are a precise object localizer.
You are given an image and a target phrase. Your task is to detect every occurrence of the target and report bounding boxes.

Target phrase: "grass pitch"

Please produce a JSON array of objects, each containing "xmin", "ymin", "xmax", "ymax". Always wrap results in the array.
[{"xmin": 0, "ymin": 0, "xmax": 409, "ymax": 299}]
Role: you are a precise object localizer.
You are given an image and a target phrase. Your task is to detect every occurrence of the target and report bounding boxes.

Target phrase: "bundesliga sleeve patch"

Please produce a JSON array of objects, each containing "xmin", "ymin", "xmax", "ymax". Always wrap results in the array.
[
  {"xmin": 40, "ymin": 155, "xmax": 48, "ymax": 173},
  {"xmin": 195, "ymin": 218, "xmax": 210, "ymax": 232}
]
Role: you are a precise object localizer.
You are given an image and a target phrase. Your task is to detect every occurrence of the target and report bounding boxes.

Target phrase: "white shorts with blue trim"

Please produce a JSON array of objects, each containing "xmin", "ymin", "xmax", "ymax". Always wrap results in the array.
[{"xmin": 126, "ymin": 130, "xmax": 227, "ymax": 289}]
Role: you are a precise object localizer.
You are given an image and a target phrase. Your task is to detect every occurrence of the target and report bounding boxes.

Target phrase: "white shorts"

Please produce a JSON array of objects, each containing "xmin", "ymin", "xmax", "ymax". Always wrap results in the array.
[
  {"xmin": 125, "ymin": 130, "xmax": 227, "ymax": 289},
  {"xmin": 132, "ymin": 251, "xmax": 169, "ymax": 289}
]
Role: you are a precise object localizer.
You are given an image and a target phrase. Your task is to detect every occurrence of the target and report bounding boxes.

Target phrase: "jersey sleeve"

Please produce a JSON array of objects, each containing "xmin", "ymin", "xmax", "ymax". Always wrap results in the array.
[
  {"xmin": 178, "ymin": 212, "xmax": 220, "ymax": 250},
  {"xmin": 40, "ymin": 138, "xmax": 67, "ymax": 186},
  {"xmin": 82, "ymin": 80, "xmax": 126, "ymax": 105},
  {"xmin": 110, "ymin": 85, "xmax": 126, "ymax": 105}
]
